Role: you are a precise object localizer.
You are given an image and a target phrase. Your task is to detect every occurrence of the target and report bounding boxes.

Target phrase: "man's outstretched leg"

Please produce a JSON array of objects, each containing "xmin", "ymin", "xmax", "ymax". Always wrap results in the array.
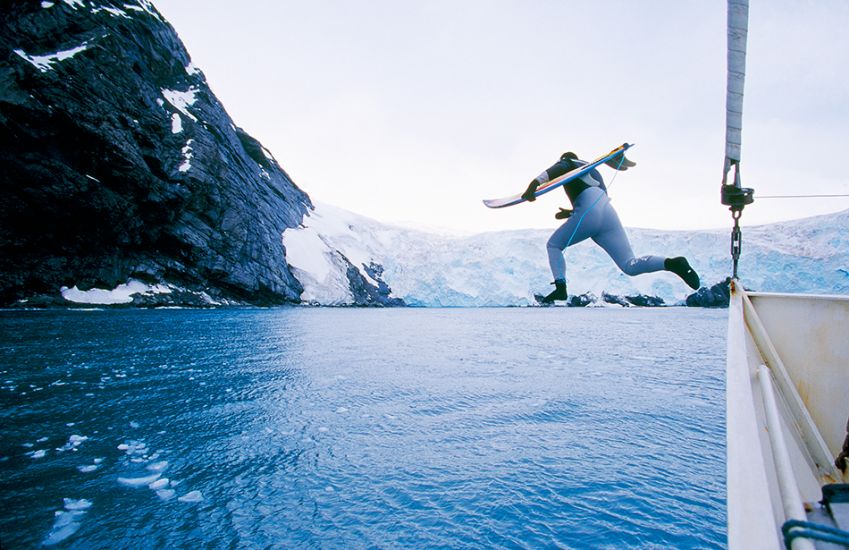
[
  {"xmin": 592, "ymin": 202, "xmax": 701, "ymax": 289},
  {"xmin": 664, "ymin": 257, "xmax": 700, "ymax": 289}
]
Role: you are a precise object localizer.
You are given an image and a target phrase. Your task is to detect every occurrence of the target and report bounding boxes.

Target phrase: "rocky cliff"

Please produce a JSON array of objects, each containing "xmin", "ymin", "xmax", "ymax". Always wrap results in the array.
[{"xmin": 0, "ymin": 0, "xmax": 312, "ymax": 306}]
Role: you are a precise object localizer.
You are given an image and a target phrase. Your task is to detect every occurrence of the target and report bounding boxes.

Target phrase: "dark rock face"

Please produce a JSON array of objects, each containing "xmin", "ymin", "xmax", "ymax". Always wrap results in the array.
[
  {"xmin": 602, "ymin": 291, "xmax": 630, "ymax": 307},
  {"xmin": 567, "ymin": 292, "xmax": 597, "ymax": 307},
  {"xmin": 344, "ymin": 259, "xmax": 405, "ymax": 307},
  {"xmin": 686, "ymin": 278, "xmax": 732, "ymax": 308},
  {"xmin": 566, "ymin": 291, "xmax": 665, "ymax": 308},
  {"xmin": 625, "ymin": 294, "xmax": 665, "ymax": 307},
  {"xmin": 0, "ymin": 1, "xmax": 312, "ymax": 306}
]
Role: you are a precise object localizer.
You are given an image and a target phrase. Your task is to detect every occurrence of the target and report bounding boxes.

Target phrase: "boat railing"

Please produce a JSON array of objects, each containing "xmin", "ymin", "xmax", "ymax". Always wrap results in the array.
[
  {"xmin": 757, "ymin": 363, "xmax": 817, "ymax": 550},
  {"xmin": 741, "ymin": 289, "xmax": 839, "ymax": 481}
]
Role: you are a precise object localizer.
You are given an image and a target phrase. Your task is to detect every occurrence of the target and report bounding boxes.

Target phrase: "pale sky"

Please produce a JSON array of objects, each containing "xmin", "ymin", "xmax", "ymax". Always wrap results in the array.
[{"xmin": 154, "ymin": 0, "xmax": 849, "ymax": 234}]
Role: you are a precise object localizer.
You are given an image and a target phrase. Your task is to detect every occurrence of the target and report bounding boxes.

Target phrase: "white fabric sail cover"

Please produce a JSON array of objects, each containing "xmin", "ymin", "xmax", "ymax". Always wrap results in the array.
[{"xmin": 726, "ymin": 0, "xmax": 749, "ymax": 165}]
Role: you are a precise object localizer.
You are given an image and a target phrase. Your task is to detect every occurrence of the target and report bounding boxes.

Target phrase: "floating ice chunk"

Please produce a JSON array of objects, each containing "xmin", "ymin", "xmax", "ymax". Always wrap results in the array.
[
  {"xmin": 57, "ymin": 435, "xmax": 88, "ymax": 452},
  {"xmin": 63, "ymin": 498, "xmax": 92, "ymax": 511},
  {"xmin": 178, "ymin": 490, "xmax": 203, "ymax": 503},
  {"xmin": 148, "ymin": 478, "xmax": 169, "ymax": 489},
  {"xmin": 43, "ymin": 519, "xmax": 81, "ymax": 546},
  {"xmin": 37, "ymin": 436, "xmax": 49, "ymax": 442},
  {"xmin": 118, "ymin": 473, "xmax": 161, "ymax": 487},
  {"xmin": 43, "ymin": 499, "xmax": 91, "ymax": 546},
  {"xmin": 171, "ymin": 113, "xmax": 182, "ymax": 134},
  {"xmin": 28, "ymin": 449, "xmax": 47, "ymax": 459},
  {"xmin": 14, "ymin": 42, "xmax": 90, "ymax": 72},
  {"xmin": 161, "ymin": 87, "xmax": 198, "ymax": 122},
  {"xmin": 119, "ymin": 441, "xmax": 147, "ymax": 454},
  {"xmin": 77, "ymin": 464, "xmax": 99, "ymax": 473},
  {"xmin": 62, "ymin": 0, "xmax": 84, "ymax": 9},
  {"xmin": 129, "ymin": 421, "xmax": 140, "ymax": 429},
  {"xmin": 146, "ymin": 460, "xmax": 168, "ymax": 472},
  {"xmin": 42, "ymin": 1, "xmax": 55, "ymax": 7},
  {"xmin": 156, "ymin": 488, "xmax": 176, "ymax": 500}
]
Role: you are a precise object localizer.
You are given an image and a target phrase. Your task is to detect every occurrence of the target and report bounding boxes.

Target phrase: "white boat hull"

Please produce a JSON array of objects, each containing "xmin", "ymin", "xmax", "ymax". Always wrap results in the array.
[{"xmin": 727, "ymin": 281, "xmax": 849, "ymax": 548}]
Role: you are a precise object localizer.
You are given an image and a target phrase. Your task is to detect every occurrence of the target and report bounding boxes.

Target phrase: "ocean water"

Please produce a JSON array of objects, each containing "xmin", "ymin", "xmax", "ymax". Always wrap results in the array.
[{"xmin": 0, "ymin": 307, "xmax": 726, "ymax": 548}]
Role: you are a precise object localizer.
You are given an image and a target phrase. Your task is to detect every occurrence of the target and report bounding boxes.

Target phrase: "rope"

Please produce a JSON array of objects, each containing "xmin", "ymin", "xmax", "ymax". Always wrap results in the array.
[
  {"xmin": 564, "ymin": 153, "xmax": 627, "ymax": 249},
  {"xmin": 782, "ymin": 519, "xmax": 849, "ymax": 549}
]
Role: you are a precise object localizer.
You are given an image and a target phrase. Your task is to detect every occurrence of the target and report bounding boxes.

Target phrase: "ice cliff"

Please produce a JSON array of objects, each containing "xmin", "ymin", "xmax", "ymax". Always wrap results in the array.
[{"xmin": 283, "ymin": 203, "xmax": 849, "ymax": 307}]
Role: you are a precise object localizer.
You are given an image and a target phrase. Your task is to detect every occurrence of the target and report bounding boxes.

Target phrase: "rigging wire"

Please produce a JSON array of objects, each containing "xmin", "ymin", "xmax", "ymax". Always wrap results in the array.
[{"xmin": 755, "ymin": 193, "xmax": 849, "ymax": 199}]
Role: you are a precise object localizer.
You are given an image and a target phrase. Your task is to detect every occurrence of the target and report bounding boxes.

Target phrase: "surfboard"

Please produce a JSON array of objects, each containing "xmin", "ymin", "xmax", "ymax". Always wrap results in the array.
[{"xmin": 482, "ymin": 143, "xmax": 635, "ymax": 209}]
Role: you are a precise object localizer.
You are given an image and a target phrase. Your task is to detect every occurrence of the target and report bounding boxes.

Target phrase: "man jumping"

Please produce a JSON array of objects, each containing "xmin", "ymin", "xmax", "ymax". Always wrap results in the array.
[{"xmin": 522, "ymin": 151, "xmax": 701, "ymax": 304}]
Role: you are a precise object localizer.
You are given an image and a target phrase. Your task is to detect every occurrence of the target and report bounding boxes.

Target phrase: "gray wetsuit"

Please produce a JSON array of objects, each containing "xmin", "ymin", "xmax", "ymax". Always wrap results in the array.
[{"xmin": 535, "ymin": 159, "xmax": 665, "ymax": 282}]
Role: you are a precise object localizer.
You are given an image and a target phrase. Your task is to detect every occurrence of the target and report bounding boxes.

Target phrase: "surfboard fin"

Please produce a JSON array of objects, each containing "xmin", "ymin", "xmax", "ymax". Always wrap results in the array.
[{"xmin": 604, "ymin": 155, "xmax": 636, "ymax": 171}]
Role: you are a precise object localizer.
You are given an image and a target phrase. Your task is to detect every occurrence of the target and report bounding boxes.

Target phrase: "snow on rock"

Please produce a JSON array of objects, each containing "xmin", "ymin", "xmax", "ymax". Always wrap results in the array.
[
  {"xmin": 171, "ymin": 113, "xmax": 182, "ymax": 134},
  {"xmin": 178, "ymin": 139, "xmax": 193, "ymax": 172},
  {"xmin": 161, "ymin": 87, "xmax": 198, "ymax": 122},
  {"xmin": 283, "ymin": 203, "xmax": 392, "ymax": 305},
  {"xmin": 14, "ymin": 43, "xmax": 91, "ymax": 73},
  {"xmin": 61, "ymin": 279, "xmax": 172, "ymax": 305},
  {"xmin": 92, "ymin": 6, "xmax": 131, "ymax": 18},
  {"xmin": 283, "ymin": 204, "xmax": 849, "ymax": 307},
  {"xmin": 122, "ymin": 1, "xmax": 162, "ymax": 21}
]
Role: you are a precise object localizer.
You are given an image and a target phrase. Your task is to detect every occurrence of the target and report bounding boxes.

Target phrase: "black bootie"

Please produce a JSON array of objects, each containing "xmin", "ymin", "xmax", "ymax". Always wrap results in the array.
[
  {"xmin": 665, "ymin": 257, "xmax": 701, "ymax": 290},
  {"xmin": 536, "ymin": 279, "xmax": 568, "ymax": 304}
]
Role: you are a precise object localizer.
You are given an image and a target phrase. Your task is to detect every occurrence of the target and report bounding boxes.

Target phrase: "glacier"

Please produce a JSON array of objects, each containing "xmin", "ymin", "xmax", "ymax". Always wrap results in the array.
[{"xmin": 283, "ymin": 203, "xmax": 849, "ymax": 307}]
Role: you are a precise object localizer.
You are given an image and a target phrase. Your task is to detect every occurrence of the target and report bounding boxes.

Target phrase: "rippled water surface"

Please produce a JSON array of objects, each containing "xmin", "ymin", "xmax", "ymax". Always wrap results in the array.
[{"xmin": 1, "ymin": 307, "xmax": 726, "ymax": 548}]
